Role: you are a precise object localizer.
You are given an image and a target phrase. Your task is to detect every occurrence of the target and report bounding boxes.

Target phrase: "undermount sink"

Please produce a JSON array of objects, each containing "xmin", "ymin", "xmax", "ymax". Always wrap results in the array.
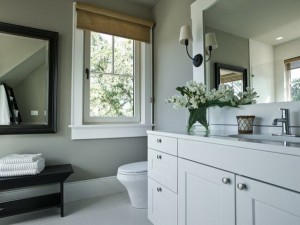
[{"xmin": 228, "ymin": 134, "xmax": 300, "ymax": 144}]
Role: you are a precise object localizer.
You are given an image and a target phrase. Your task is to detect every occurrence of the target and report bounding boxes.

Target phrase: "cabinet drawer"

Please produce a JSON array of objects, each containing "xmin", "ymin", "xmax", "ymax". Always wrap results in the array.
[
  {"xmin": 148, "ymin": 134, "xmax": 177, "ymax": 156},
  {"xmin": 178, "ymin": 139, "xmax": 300, "ymax": 192},
  {"xmin": 148, "ymin": 149, "xmax": 178, "ymax": 192},
  {"xmin": 148, "ymin": 178, "xmax": 177, "ymax": 225}
]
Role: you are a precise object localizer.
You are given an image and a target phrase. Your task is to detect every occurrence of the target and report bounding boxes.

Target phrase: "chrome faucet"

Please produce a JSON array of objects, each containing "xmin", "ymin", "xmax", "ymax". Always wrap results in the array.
[{"xmin": 272, "ymin": 108, "xmax": 291, "ymax": 135}]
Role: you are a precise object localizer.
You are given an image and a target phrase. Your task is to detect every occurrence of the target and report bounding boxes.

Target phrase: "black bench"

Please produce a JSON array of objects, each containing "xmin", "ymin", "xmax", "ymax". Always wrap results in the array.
[{"xmin": 0, "ymin": 164, "xmax": 73, "ymax": 218}]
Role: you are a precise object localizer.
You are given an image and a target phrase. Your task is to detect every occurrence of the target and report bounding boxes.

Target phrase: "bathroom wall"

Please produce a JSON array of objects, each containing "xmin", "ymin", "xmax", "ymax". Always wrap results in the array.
[
  {"xmin": 249, "ymin": 39, "xmax": 275, "ymax": 103},
  {"xmin": 205, "ymin": 26, "xmax": 250, "ymax": 90},
  {"xmin": 0, "ymin": 0, "xmax": 153, "ymax": 181},
  {"xmin": 14, "ymin": 65, "xmax": 47, "ymax": 124},
  {"xmin": 153, "ymin": 0, "xmax": 194, "ymax": 131}
]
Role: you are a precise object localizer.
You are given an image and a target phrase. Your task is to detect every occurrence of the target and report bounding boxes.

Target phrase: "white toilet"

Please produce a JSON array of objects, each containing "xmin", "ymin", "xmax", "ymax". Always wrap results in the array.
[{"xmin": 117, "ymin": 161, "xmax": 148, "ymax": 209}]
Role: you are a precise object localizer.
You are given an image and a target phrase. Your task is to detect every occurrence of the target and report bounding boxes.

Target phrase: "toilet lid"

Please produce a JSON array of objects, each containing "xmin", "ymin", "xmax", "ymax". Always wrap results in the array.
[{"xmin": 118, "ymin": 161, "xmax": 147, "ymax": 174}]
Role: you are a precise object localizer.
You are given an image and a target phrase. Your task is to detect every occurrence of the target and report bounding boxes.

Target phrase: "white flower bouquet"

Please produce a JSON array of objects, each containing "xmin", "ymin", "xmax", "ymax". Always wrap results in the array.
[{"xmin": 166, "ymin": 80, "xmax": 258, "ymax": 132}]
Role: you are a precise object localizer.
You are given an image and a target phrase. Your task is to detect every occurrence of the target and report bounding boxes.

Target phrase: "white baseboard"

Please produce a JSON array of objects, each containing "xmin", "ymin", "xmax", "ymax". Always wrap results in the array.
[{"xmin": 0, "ymin": 176, "xmax": 126, "ymax": 203}]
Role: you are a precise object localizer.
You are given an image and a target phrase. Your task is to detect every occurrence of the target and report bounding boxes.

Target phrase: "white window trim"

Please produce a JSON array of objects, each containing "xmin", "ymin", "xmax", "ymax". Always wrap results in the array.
[{"xmin": 70, "ymin": 4, "xmax": 153, "ymax": 140}]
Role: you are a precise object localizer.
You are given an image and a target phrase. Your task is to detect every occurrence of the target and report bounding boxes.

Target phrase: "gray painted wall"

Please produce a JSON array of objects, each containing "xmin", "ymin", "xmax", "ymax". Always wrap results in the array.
[
  {"xmin": 14, "ymin": 65, "xmax": 47, "ymax": 124},
  {"xmin": 205, "ymin": 26, "xmax": 250, "ymax": 90},
  {"xmin": 0, "ymin": 0, "xmax": 153, "ymax": 182},
  {"xmin": 153, "ymin": 0, "xmax": 194, "ymax": 131}
]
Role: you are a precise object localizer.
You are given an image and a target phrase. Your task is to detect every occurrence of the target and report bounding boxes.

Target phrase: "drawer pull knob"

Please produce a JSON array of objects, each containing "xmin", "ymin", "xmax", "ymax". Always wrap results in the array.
[
  {"xmin": 157, "ymin": 139, "xmax": 162, "ymax": 143},
  {"xmin": 157, "ymin": 155, "xmax": 162, "ymax": 159},
  {"xmin": 237, "ymin": 183, "xmax": 247, "ymax": 190},
  {"xmin": 157, "ymin": 187, "xmax": 162, "ymax": 192},
  {"xmin": 222, "ymin": 178, "xmax": 231, "ymax": 184}
]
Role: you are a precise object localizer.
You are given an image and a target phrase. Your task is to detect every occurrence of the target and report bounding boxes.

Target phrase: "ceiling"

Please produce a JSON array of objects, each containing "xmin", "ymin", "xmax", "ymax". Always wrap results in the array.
[{"xmin": 204, "ymin": 0, "xmax": 300, "ymax": 46}]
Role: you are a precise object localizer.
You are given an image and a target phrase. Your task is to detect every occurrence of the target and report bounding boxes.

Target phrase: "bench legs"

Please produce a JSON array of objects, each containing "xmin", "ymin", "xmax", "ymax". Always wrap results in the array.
[{"xmin": 60, "ymin": 181, "xmax": 64, "ymax": 217}]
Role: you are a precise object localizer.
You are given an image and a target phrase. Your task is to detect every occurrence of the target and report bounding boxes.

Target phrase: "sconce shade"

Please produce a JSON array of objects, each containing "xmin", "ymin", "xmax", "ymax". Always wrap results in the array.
[
  {"xmin": 205, "ymin": 33, "xmax": 218, "ymax": 50},
  {"xmin": 179, "ymin": 24, "xmax": 203, "ymax": 67},
  {"xmin": 179, "ymin": 25, "xmax": 193, "ymax": 45}
]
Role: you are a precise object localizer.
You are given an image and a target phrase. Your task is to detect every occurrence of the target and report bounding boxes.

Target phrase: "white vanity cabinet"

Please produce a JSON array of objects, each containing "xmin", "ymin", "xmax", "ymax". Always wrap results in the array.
[
  {"xmin": 178, "ymin": 158, "xmax": 235, "ymax": 225},
  {"xmin": 178, "ymin": 157, "xmax": 300, "ymax": 225},
  {"xmin": 147, "ymin": 131, "xmax": 300, "ymax": 225},
  {"xmin": 147, "ymin": 134, "xmax": 178, "ymax": 225}
]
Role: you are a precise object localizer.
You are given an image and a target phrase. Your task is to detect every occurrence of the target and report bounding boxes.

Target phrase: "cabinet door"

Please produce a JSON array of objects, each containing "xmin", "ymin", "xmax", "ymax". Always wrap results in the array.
[
  {"xmin": 236, "ymin": 176, "xmax": 300, "ymax": 225},
  {"xmin": 178, "ymin": 158, "xmax": 235, "ymax": 225},
  {"xmin": 148, "ymin": 178, "xmax": 177, "ymax": 225}
]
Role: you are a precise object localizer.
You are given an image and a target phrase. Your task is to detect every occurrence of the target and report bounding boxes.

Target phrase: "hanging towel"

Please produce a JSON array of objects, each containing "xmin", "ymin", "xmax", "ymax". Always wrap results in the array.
[
  {"xmin": 0, "ymin": 165, "xmax": 45, "ymax": 177},
  {"xmin": 0, "ymin": 154, "xmax": 42, "ymax": 164},
  {"xmin": 0, "ymin": 158, "xmax": 45, "ymax": 171},
  {"xmin": 0, "ymin": 84, "xmax": 10, "ymax": 125}
]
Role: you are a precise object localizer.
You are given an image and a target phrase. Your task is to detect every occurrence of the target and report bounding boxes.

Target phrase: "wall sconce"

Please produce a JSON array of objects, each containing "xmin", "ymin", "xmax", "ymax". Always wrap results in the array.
[
  {"xmin": 205, "ymin": 33, "xmax": 218, "ymax": 62},
  {"xmin": 179, "ymin": 25, "xmax": 203, "ymax": 67}
]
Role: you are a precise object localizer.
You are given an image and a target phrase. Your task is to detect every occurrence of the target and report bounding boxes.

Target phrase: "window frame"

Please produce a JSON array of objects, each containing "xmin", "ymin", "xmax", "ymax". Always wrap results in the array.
[
  {"xmin": 285, "ymin": 57, "xmax": 300, "ymax": 101},
  {"xmin": 70, "ymin": 3, "xmax": 153, "ymax": 140},
  {"xmin": 83, "ymin": 31, "xmax": 141, "ymax": 123}
]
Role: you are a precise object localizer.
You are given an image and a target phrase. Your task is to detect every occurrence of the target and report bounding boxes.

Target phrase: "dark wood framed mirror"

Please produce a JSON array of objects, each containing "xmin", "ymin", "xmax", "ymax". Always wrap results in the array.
[
  {"xmin": 215, "ymin": 63, "xmax": 247, "ymax": 94},
  {"xmin": 0, "ymin": 22, "xmax": 58, "ymax": 134}
]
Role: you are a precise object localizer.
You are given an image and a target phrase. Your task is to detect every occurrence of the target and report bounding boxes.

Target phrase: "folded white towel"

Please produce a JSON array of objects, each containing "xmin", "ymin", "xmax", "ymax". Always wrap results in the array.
[
  {"xmin": 0, "ymin": 158, "xmax": 45, "ymax": 171},
  {"xmin": 0, "ymin": 154, "xmax": 42, "ymax": 164},
  {"xmin": 0, "ymin": 164, "xmax": 45, "ymax": 177}
]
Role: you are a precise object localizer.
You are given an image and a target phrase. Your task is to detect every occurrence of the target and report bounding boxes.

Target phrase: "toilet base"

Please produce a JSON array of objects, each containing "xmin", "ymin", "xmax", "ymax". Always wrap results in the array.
[
  {"xmin": 117, "ymin": 173, "xmax": 148, "ymax": 209},
  {"xmin": 127, "ymin": 188, "xmax": 147, "ymax": 209}
]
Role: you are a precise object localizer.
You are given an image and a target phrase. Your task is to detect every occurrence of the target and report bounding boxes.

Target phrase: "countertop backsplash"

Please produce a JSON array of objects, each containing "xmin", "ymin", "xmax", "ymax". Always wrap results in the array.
[{"xmin": 209, "ymin": 101, "xmax": 300, "ymax": 136}]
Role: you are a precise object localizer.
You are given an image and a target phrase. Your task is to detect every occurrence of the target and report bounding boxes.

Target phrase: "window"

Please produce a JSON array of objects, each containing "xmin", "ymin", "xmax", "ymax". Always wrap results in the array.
[
  {"xmin": 70, "ymin": 2, "xmax": 154, "ymax": 139},
  {"xmin": 84, "ymin": 32, "xmax": 140, "ymax": 123},
  {"xmin": 285, "ymin": 57, "xmax": 300, "ymax": 101}
]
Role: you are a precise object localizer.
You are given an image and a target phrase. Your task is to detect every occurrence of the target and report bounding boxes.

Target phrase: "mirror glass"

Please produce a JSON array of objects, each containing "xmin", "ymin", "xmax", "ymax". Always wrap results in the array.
[
  {"xmin": 0, "ymin": 22, "xmax": 58, "ymax": 134},
  {"xmin": 215, "ymin": 63, "xmax": 247, "ymax": 94},
  {"xmin": 204, "ymin": 0, "xmax": 300, "ymax": 104}
]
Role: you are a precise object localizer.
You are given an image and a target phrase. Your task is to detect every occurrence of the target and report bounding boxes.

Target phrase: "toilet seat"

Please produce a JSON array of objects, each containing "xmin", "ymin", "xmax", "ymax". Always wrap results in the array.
[{"xmin": 118, "ymin": 161, "xmax": 147, "ymax": 175}]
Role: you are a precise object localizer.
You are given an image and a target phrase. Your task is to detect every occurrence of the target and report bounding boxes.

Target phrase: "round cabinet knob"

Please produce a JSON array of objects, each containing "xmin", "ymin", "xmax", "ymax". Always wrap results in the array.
[
  {"xmin": 157, "ymin": 187, "xmax": 162, "ymax": 192},
  {"xmin": 237, "ymin": 183, "xmax": 247, "ymax": 190},
  {"xmin": 157, "ymin": 155, "xmax": 162, "ymax": 159},
  {"xmin": 157, "ymin": 139, "xmax": 162, "ymax": 143},
  {"xmin": 222, "ymin": 178, "xmax": 231, "ymax": 184}
]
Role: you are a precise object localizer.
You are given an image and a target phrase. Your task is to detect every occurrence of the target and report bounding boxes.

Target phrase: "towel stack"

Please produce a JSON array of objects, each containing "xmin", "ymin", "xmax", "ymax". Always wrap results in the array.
[{"xmin": 0, "ymin": 154, "xmax": 45, "ymax": 177}]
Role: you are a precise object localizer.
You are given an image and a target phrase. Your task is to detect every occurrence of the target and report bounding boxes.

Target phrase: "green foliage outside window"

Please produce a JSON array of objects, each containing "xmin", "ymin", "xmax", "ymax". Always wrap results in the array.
[
  {"xmin": 291, "ymin": 78, "xmax": 300, "ymax": 101},
  {"xmin": 89, "ymin": 32, "xmax": 135, "ymax": 117}
]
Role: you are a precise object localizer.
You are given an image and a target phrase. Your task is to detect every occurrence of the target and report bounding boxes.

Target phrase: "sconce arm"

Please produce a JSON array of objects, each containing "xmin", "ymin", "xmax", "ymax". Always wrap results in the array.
[{"xmin": 184, "ymin": 39, "xmax": 203, "ymax": 67}]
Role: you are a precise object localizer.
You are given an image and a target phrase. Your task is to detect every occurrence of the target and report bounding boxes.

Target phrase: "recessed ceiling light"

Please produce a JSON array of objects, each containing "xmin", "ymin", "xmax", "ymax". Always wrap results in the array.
[{"xmin": 276, "ymin": 36, "xmax": 284, "ymax": 40}]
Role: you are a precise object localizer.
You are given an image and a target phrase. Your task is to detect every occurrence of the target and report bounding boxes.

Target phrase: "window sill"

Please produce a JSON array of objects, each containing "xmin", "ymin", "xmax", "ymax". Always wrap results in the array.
[{"xmin": 69, "ymin": 124, "xmax": 154, "ymax": 140}]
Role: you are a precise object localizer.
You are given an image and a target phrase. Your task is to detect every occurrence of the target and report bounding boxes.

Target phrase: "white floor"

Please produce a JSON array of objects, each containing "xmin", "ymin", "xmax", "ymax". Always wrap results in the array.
[{"xmin": 0, "ymin": 192, "xmax": 153, "ymax": 225}]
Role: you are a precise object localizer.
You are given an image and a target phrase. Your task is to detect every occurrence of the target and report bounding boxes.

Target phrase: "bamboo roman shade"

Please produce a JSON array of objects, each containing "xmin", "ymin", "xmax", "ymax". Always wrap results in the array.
[
  {"xmin": 221, "ymin": 73, "xmax": 243, "ymax": 83},
  {"xmin": 76, "ymin": 2, "xmax": 155, "ymax": 43},
  {"xmin": 284, "ymin": 56, "xmax": 300, "ymax": 70}
]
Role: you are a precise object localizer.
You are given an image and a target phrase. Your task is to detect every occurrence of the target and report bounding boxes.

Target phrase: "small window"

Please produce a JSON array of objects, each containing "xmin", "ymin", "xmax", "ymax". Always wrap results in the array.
[
  {"xmin": 84, "ymin": 31, "xmax": 140, "ymax": 123},
  {"xmin": 71, "ymin": 2, "xmax": 154, "ymax": 139},
  {"xmin": 285, "ymin": 56, "xmax": 300, "ymax": 101}
]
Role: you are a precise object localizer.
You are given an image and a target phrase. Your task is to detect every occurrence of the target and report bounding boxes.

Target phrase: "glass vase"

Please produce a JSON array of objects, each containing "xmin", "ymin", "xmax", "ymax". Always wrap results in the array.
[{"xmin": 187, "ymin": 107, "xmax": 209, "ymax": 133}]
